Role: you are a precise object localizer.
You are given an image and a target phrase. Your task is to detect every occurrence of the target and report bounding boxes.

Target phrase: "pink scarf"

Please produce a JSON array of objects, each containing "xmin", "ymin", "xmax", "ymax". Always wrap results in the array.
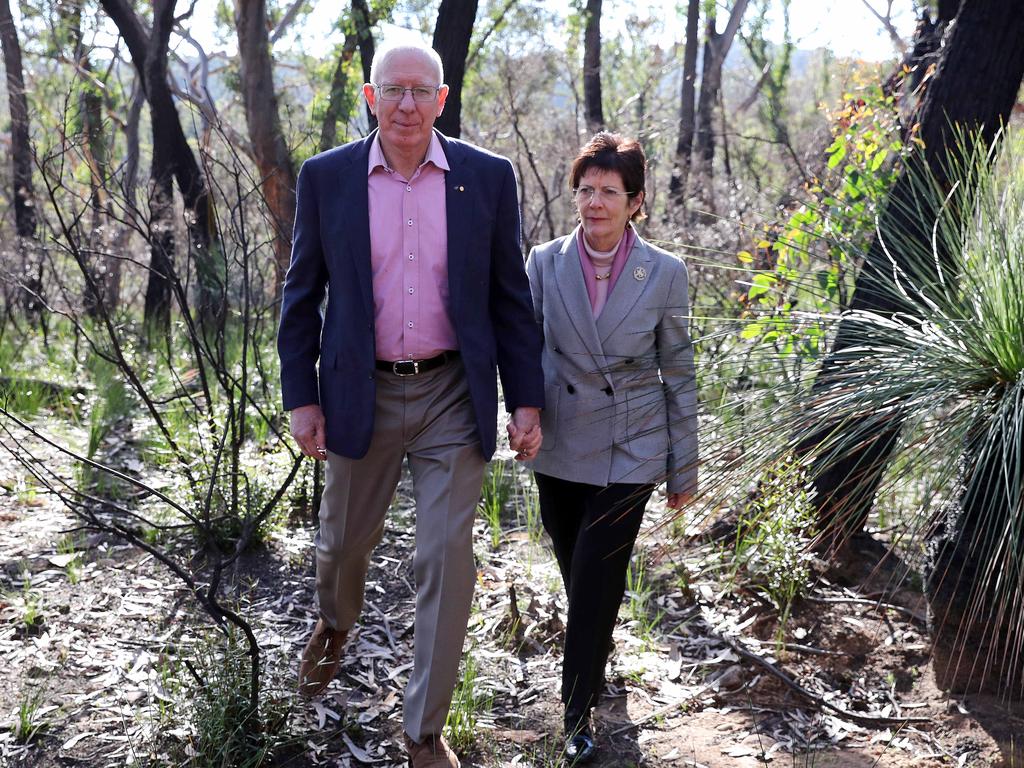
[{"xmin": 577, "ymin": 225, "xmax": 636, "ymax": 318}]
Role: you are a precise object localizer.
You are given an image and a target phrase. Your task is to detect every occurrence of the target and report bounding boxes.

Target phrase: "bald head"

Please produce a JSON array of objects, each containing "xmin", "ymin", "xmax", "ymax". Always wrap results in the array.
[{"xmin": 369, "ymin": 44, "xmax": 444, "ymax": 86}]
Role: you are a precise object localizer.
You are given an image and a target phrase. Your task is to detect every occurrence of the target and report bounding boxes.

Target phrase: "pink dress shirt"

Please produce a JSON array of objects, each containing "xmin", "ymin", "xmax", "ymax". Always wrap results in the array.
[{"xmin": 367, "ymin": 133, "xmax": 458, "ymax": 361}]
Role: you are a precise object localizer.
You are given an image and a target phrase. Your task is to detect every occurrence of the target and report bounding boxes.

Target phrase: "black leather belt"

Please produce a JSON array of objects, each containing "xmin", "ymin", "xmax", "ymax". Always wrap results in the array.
[{"xmin": 375, "ymin": 351, "xmax": 458, "ymax": 376}]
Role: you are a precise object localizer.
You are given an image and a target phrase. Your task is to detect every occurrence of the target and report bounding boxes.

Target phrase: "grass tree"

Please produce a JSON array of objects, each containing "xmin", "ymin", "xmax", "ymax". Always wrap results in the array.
[{"xmin": 752, "ymin": 133, "xmax": 1024, "ymax": 699}]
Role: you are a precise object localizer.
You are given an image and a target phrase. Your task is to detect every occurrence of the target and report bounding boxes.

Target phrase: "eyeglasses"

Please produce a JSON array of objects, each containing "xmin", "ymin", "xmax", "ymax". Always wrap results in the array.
[
  {"xmin": 573, "ymin": 185, "xmax": 637, "ymax": 203},
  {"xmin": 374, "ymin": 84, "xmax": 441, "ymax": 102}
]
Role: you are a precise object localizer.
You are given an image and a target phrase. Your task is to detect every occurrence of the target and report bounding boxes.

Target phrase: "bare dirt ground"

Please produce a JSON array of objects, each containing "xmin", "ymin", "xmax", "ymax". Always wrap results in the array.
[{"xmin": 1, "ymin": 440, "xmax": 1021, "ymax": 767}]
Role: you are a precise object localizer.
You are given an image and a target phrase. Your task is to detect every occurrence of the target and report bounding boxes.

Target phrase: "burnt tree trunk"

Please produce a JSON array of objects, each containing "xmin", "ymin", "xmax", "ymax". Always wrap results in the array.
[
  {"xmin": 101, "ymin": 0, "xmax": 223, "ymax": 336},
  {"xmin": 807, "ymin": 0, "xmax": 1024, "ymax": 544},
  {"xmin": 0, "ymin": 0, "xmax": 44, "ymax": 324},
  {"xmin": 320, "ymin": 33, "xmax": 359, "ymax": 152},
  {"xmin": 582, "ymin": 0, "xmax": 603, "ymax": 133},
  {"xmin": 692, "ymin": 0, "xmax": 749, "ymax": 181},
  {"xmin": 353, "ymin": 0, "xmax": 376, "ymax": 131},
  {"xmin": 234, "ymin": 0, "xmax": 298, "ymax": 300},
  {"xmin": 0, "ymin": 0, "xmax": 35, "ymax": 241},
  {"xmin": 432, "ymin": 0, "xmax": 477, "ymax": 139},
  {"xmin": 669, "ymin": 0, "xmax": 700, "ymax": 202}
]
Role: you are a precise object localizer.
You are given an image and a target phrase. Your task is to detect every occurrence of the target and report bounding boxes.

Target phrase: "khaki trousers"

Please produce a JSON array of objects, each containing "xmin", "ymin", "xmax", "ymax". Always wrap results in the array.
[{"xmin": 316, "ymin": 359, "xmax": 485, "ymax": 741}]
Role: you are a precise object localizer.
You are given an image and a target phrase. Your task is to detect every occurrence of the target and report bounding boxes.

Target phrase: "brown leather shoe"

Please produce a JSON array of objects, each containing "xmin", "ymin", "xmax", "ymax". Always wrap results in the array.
[
  {"xmin": 403, "ymin": 732, "xmax": 460, "ymax": 768},
  {"xmin": 297, "ymin": 619, "xmax": 348, "ymax": 697}
]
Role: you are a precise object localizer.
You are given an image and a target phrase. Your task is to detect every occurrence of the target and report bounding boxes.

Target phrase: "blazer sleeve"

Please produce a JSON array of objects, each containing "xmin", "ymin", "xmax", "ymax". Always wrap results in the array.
[
  {"xmin": 657, "ymin": 257, "xmax": 699, "ymax": 495},
  {"xmin": 525, "ymin": 246, "xmax": 543, "ymax": 325},
  {"xmin": 278, "ymin": 161, "xmax": 328, "ymax": 411},
  {"xmin": 488, "ymin": 161, "xmax": 545, "ymax": 412}
]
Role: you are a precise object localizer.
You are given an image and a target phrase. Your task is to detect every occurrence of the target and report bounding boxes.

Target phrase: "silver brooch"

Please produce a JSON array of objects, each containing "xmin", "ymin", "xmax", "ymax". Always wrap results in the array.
[{"xmin": 633, "ymin": 266, "xmax": 647, "ymax": 281}]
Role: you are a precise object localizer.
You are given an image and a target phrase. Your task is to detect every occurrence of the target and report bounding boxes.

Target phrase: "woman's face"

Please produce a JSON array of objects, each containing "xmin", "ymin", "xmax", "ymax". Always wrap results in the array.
[{"xmin": 575, "ymin": 167, "xmax": 643, "ymax": 251}]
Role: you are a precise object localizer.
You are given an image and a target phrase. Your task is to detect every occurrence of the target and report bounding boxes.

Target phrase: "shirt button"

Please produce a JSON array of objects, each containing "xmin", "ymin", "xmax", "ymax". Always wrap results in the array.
[
  {"xmin": 407, "ymin": 186, "xmax": 412, "ymax": 192},
  {"xmin": 408, "ymin": 219, "xmax": 413, "ymax": 226},
  {"xmin": 408, "ymin": 321, "xmax": 414, "ymax": 328},
  {"xmin": 409, "ymin": 253, "xmax": 414, "ymax": 260},
  {"xmin": 408, "ymin": 287, "xmax": 414, "ymax": 294}
]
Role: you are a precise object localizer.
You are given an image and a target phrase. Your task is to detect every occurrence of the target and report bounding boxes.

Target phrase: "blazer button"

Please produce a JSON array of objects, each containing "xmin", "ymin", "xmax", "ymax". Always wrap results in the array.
[
  {"xmin": 566, "ymin": 384, "xmax": 576, "ymax": 395},
  {"xmin": 603, "ymin": 386, "xmax": 613, "ymax": 396}
]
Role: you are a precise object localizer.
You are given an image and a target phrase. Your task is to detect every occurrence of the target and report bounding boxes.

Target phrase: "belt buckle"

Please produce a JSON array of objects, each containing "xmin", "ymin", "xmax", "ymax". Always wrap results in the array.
[{"xmin": 392, "ymin": 359, "xmax": 419, "ymax": 376}]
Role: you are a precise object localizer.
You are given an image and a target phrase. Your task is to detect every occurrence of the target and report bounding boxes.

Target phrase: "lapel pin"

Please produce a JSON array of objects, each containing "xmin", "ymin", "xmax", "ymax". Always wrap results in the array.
[
  {"xmin": 633, "ymin": 266, "xmax": 647, "ymax": 281},
  {"xmin": 457, "ymin": 185, "xmax": 465, "ymax": 192}
]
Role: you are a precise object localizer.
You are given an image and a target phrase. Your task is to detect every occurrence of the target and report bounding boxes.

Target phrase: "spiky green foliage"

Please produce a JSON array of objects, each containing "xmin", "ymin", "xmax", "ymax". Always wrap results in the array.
[{"xmin": 700, "ymin": 130, "xmax": 1024, "ymax": 697}]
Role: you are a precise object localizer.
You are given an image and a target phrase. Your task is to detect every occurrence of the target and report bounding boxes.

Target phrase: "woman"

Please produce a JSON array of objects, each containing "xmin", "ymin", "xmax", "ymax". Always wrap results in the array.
[{"xmin": 525, "ymin": 133, "xmax": 698, "ymax": 761}]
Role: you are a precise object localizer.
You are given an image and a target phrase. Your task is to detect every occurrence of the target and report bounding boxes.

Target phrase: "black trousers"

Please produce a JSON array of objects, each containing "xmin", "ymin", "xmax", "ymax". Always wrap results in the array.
[{"xmin": 534, "ymin": 472, "xmax": 654, "ymax": 727}]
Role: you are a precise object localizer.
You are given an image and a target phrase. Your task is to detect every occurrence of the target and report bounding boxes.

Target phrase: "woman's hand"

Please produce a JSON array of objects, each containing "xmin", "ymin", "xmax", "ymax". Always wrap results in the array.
[
  {"xmin": 507, "ymin": 407, "xmax": 542, "ymax": 460},
  {"xmin": 666, "ymin": 491, "xmax": 693, "ymax": 510}
]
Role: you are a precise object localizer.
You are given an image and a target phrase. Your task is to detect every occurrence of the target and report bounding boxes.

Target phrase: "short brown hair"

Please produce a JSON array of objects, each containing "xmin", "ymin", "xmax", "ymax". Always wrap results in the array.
[{"xmin": 569, "ymin": 132, "xmax": 647, "ymax": 221}]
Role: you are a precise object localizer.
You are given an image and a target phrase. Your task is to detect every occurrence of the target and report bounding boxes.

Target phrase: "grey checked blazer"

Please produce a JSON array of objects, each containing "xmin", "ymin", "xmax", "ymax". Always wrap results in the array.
[{"xmin": 525, "ymin": 228, "xmax": 698, "ymax": 495}]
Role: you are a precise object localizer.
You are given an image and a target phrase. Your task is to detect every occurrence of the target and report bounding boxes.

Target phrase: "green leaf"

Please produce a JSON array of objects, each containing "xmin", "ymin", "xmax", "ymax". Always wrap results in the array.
[
  {"xmin": 737, "ymin": 250, "xmax": 753, "ymax": 264},
  {"xmin": 827, "ymin": 142, "xmax": 846, "ymax": 169},
  {"xmin": 740, "ymin": 322, "xmax": 763, "ymax": 339}
]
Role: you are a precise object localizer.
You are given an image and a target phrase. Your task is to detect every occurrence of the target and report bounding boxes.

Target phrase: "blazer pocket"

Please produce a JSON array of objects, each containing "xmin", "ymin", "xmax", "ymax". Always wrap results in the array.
[{"xmin": 624, "ymin": 387, "xmax": 669, "ymax": 458}]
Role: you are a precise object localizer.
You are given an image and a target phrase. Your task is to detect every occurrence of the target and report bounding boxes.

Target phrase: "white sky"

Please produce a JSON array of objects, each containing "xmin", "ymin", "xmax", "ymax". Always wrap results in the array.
[{"xmin": 191, "ymin": 0, "xmax": 918, "ymax": 63}]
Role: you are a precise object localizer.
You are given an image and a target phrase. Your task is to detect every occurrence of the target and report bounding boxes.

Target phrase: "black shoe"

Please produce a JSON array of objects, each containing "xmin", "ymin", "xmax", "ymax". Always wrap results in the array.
[{"xmin": 565, "ymin": 726, "xmax": 596, "ymax": 765}]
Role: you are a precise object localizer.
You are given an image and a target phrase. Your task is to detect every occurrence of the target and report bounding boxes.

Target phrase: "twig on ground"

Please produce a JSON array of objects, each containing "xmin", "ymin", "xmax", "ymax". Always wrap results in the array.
[{"xmin": 720, "ymin": 635, "xmax": 930, "ymax": 727}]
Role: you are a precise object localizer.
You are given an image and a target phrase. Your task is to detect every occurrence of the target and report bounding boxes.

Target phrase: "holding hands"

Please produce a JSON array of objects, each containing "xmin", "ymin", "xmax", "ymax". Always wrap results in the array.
[{"xmin": 507, "ymin": 406, "xmax": 542, "ymax": 461}]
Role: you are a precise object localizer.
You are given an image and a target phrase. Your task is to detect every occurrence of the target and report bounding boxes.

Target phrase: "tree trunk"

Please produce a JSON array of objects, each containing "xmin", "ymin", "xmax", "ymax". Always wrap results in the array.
[
  {"xmin": 669, "ymin": 0, "xmax": 700, "ymax": 202},
  {"xmin": 62, "ymin": 0, "xmax": 122, "ymax": 317},
  {"xmin": 582, "ymin": 0, "xmax": 603, "ymax": 133},
  {"xmin": 0, "ymin": 0, "xmax": 41, "ymax": 322},
  {"xmin": 101, "ymin": 0, "xmax": 224, "ymax": 335},
  {"xmin": 352, "ymin": 0, "xmax": 376, "ymax": 131},
  {"xmin": 234, "ymin": 0, "xmax": 298, "ymax": 301},
  {"xmin": 432, "ymin": 0, "xmax": 478, "ymax": 139},
  {"xmin": 806, "ymin": 0, "xmax": 1024, "ymax": 545},
  {"xmin": 0, "ymin": 0, "xmax": 36, "ymax": 240},
  {"xmin": 692, "ymin": 0, "xmax": 749, "ymax": 181},
  {"xmin": 320, "ymin": 32, "xmax": 359, "ymax": 152}
]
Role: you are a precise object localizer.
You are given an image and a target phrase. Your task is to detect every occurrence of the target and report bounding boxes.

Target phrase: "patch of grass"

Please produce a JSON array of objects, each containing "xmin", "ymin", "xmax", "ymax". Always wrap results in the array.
[
  {"xmin": 165, "ymin": 629, "xmax": 293, "ymax": 768},
  {"xmin": 444, "ymin": 650, "xmax": 493, "ymax": 753},
  {"xmin": 516, "ymin": 474, "xmax": 545, "ymax": 544},
  {"xmin": 480, "ymin": 460, "xmax": 512, "ymax": 549},
  {"xmin": 56, "ymin": 534, "xmax": 83, "ymax": 585},
  {"xmin": 13, "ymin": 687, "xmax": 48, "ymax": 744},
  {"xmin": 624, "ymin": 553, "xmax": 664, "ymax": 648}
]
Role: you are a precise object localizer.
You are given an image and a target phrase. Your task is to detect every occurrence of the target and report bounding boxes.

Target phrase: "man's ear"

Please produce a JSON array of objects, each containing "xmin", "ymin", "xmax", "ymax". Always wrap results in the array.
[
  {"xmin": 436, "ymin": 84, "xmax": 450, "ymax": 116},
  {"xmin": 362, "ymin": 83, "xmax": 377, "ymax": 115}
]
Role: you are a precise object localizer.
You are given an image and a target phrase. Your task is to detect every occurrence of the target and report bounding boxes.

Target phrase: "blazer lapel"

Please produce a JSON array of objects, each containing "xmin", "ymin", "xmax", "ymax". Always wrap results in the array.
[
  {"xmin": 596, "ymin": 235, "xmax": 656, "ymax": 342},
  {"xmin": 553, "ymin": 232, "xmax": 609, "ymax": 379},
  {"xmin": 440, "ymin": 134, "xmax": 476, "ymax": 321},
  {"xmin": 337, "ymin": 134, "xmax": 374, "ymax": 324}
]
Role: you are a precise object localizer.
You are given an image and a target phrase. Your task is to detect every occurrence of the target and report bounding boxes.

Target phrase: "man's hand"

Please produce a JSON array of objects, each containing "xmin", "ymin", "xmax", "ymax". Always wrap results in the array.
[
  {"xmin": 667, "ymin": 491, "xmax": 694, "ymax": 510},
  {"xmin": 506, "ymin": 406, "xmax": 541, "ymax": 461},
  {"xmin": 291, "ymin": 404, "xmax": 328, "ymax": 461}
]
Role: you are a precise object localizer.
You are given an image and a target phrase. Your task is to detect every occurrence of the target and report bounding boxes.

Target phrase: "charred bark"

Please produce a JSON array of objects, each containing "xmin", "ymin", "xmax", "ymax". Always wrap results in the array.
[
  {"xmin": 432, "ymin": 0, "xmax": 478, "ymax": 139},
  {"xmin": 807, "ymin": 0, "xmax": 1024, "ymax": 545},
  {"xmin": 692, "ymin": 0, "xmax": 749, "ymax": 181},
  {"xmin": 669, "ymin": 0, "xmax": 700, "ymax": 202},
  {"xmin": 101, "ymin": 0, "xmax": 224, "ymax": 335},
  {"xmin": 582, "ymin": 0, "xmax": 603, "ymax": 133},
  {"xmin": 0, "ymin": 0, "xmax": 35, "ymax": 241}
]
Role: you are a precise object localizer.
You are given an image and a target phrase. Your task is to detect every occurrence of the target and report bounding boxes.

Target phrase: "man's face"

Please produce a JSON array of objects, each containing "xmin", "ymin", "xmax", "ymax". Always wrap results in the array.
[{"xmin": 364, "ymin": 50, "xmax": 448, "ymax": 157}]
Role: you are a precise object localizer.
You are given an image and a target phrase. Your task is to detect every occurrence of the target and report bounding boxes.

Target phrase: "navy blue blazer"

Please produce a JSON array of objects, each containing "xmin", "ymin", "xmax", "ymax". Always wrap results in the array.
[{"xmin": 277, "ymin": 131, "xmax": 544, "ymax": 461}]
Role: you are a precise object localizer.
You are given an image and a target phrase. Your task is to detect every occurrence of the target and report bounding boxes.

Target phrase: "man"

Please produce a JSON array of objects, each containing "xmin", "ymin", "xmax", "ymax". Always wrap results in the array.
[{"xmin": 277, "ymin": 42, "xmax": 544, "ymax": 767}]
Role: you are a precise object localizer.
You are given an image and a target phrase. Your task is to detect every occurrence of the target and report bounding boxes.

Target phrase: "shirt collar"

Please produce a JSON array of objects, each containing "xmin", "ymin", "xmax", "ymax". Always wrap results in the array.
[{"xmin": 367, "ymin": 132, "xmax": 450, "ymax": 176}]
